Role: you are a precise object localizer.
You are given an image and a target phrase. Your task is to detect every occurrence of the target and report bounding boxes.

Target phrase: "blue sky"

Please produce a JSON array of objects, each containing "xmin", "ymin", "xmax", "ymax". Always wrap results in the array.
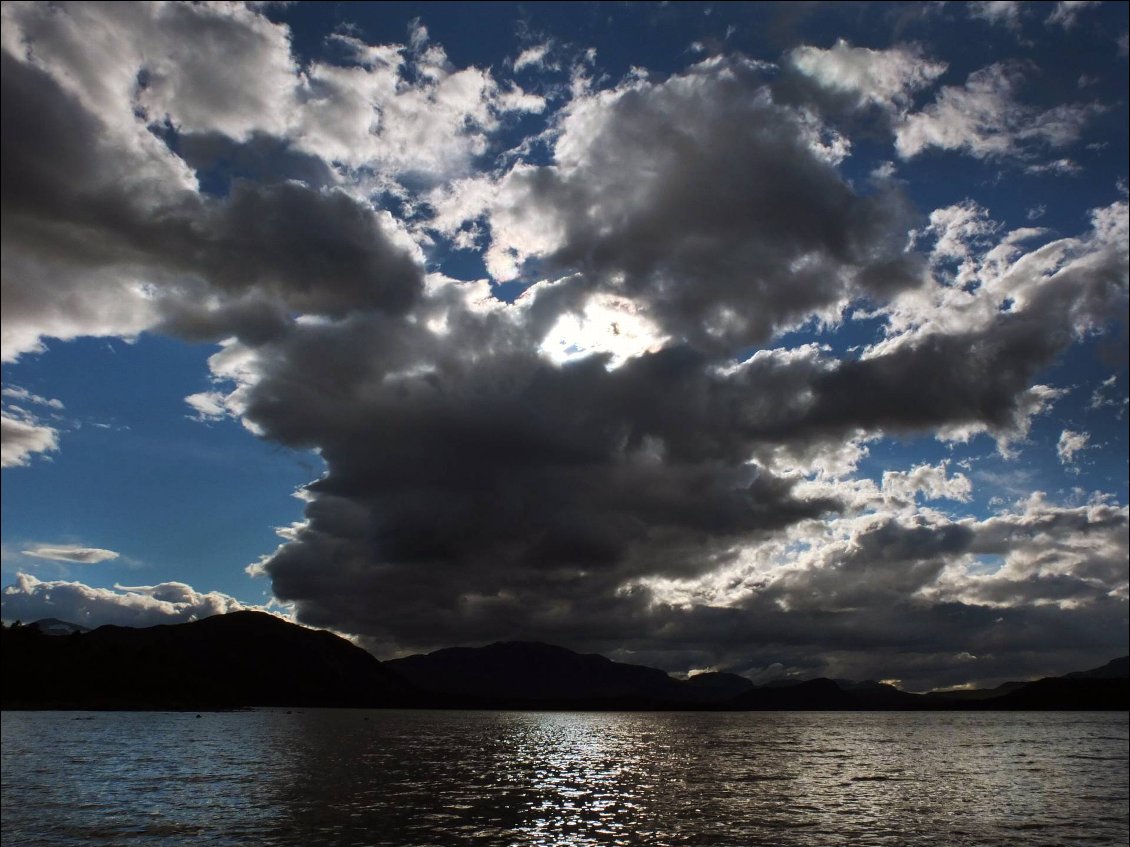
[{"xmin": 1, "ymin": 1, "xmax": 1127, "ymax": 690}]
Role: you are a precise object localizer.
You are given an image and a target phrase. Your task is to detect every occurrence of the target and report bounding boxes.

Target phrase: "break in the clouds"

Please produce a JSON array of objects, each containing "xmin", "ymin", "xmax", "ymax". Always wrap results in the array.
[{"xmin": 1, "ymin": 2, "xmax": 1126, "ymax": 690}]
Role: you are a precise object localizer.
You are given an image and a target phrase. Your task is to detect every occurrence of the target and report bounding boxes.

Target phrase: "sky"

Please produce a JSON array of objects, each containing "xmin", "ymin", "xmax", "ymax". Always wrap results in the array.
[{"xmin": 1, "ymin": 0, "xmax": 1127, "ymax": 691}]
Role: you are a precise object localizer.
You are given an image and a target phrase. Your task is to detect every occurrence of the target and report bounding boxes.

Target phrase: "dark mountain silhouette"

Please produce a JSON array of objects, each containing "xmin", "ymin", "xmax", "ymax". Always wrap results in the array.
[
  {"xmin": 732, "ymin": 677, "xmax": 857, "ymax": 710},
  {"xmin": 922, "ymin": 681, "xmax": 1029, "ymax": 702},
  {"xmin": 29, "ymin": 618, "xmax": 90, "ymax": 636},
  {"xmin": 982, "ymin": 676, "xmax": 1128, "ymax": 710},
  {"xmin": 2, "ymin": 612, "xmax": 1125, "ymax": 710},
  {"xmin": 1063, "ymin": 656, "xmax": 1129, "ymax": 680},
  {"xmin": 836, "ymin": 679, "xmax": 922, "ymax": 709},
  {"xmin": 684, "ymin": 671, "xmax": 755, "ymax": 699},
  {"xmin": 385, "ymin": 641, "xmax": 696, "ymax": 707},
  {"xmin": 1, "ymin": 611, "xmax": 421, "ymax": 710},
  {"xmin": 923, "ymin": 657, "xmax": 1129, "ymax": 710}
]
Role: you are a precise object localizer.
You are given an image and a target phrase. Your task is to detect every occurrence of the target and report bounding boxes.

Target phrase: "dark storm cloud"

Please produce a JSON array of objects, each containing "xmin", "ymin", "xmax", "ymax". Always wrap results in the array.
[
  {"xmin": 239, "ymin": 318, "xmax": 842, "ymax": 647},
  {"xmin": 0, "ymin": 49, "xmax": 422, "ymax": 356},
  {"xmin": 244, "ymin": 177, "xmax": 1125, "ymax": 660},
  {"xmin": 594, "ymin": 500, "xmax": 1126, "ymax": 691},
  {"xmin": 246, "ymin": 262, "xmax": 1124, "ymax": 659},
  {"xmin": 484, "ymin": 57, "xmax": 924, "ymax": 351}
]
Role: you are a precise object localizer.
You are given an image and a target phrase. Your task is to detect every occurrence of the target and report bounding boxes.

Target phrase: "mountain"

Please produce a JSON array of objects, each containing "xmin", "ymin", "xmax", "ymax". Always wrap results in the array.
[
  {"xmin": 3, "ymin": 612, "xmax": 1125, "ymax": 711},
  {"xmin": 1063, "ymin": 656, "xmax": 1129, "ymax": 680},
  {"xmin": 979, "ymin": 656, "xmax": 1128, "ymax": 710},
  {"xmin": 28, "ymin": 617, "xmax": 91, "ymax": 636},
  {"xmin": 922, "ymin": 681, "xmax": 1029, "ymax": 703},
  {"xmin": 924, "ymin": 657, "xmax": 1129, "ymax": 710},
  {"xmin": 384, "ymin": 641, "xmax": 696, "ymax": 707},
  {"xmin": 684, "ymin": 671, "xmax": 755, "ymax": 699},
  {"xmin": 732, "ymin": 678, "xmax": 857, "ymax": 710},
  {"xmin": 1, "ymin": 611, "xmax": 420, "ymax": 710},
  {"xmin": 835, "ymin": 679, "xmax": 922, "ymax": 709}
]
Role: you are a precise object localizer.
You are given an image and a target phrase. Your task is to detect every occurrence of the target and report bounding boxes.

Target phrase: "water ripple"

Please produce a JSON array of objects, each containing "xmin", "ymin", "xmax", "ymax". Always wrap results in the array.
[{"xmin": 2, "ymin": 710, "xmax": 1127, "ymax": 846}]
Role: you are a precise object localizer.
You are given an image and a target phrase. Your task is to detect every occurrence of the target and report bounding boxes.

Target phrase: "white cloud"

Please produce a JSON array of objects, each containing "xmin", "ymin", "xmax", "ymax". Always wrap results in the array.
[
  {"xmin": 1057, "ymin": 429, "xmax": 1090, "ymax": 466},
  {"xmin": 896, "ymin": 63, "xmax": 1100, "ymax": 161},
  {"xmin": 514, "ymin": 42, "xmax": 552, "ymax": 73},
  {"xmin": 789, "ymin": 40, "xmax": 946, "ymax": 112},
  {"xmin": 184, "ymin": 391, "xmax": 229, "ymax": 422},
  {"xmin": 288, "ymin": 25, "xmax": 544, "ymax": 179},
  {"xmin": 22, "ymin": 545, "xmax": 120, "ymax": 564},
  {"xmin": 967, "ymin": 2, "xmax": 1025, "ymax": 30},
  {"xmin": 1046, "ymin": 1, "xmax": 1100, "ymax": 30},
  {"xmin": 1, "ymin": 572, "xmax": 258, "ymax": 628},
  {"xmin": 882, "ymin": 462, "xmax": 973, "ymax": 503},
  {"xmin": 1024, "ymin": 157, "xmax": 1081, "ymax": 176},
  {"xmin": 1, "ymin": 387, "xmax": 64, "ymax": 409},
  {"xmin": 1089, "ymin": 376, "xmax": 1127, "ymax": 416},
  {"xmin": 0, "ymin": 412, "xmax": 58, "ymax": 468}
]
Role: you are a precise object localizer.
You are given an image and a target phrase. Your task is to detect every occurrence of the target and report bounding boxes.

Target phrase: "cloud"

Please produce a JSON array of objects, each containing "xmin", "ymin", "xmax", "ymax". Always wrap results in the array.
[
  {"xmin": 234, "ymin": 196, "xmax": 1126, "ymax": 665},
  {"xmin": 0, "ymin": 412, "xmax": 58, "ymax": 468},
  {"xmin": 21, "ymin": 545, "xmax": 120, "ymax": 564},
  {"xmin": 471, "ymin": 56, "xmax": 923, "ymax": 352},
  {"xmin": 967, "ymin": 2, "xmax": 1025, "ymax": 31},
  {"xmin": 1, "ymin": 2, "xmax": 555, "ymax": 361},
  {"xmin": 1089, "ymin": 375, "xmax": 1127, "ymax": 415},
  {"xmin": 1, "ymin": 386, "xmax": 64, "ymax": 410},
  {"xmin": 122, "ymin": 37, "xmax": 1118, "ymax": 677},
  {"xmin": 1046, "ymin": 1, "xmax": 1100, "ymax": 30},
  {"xmin": 1056, "ymin": 429, "xmax": 1090, "ymax": 466},
  {"xmin": 882, "ymin": 462, "xmax": 973, "ymax": 503},
  {"xmin": 1, "ymin": 572, "xmax": 255, "ymax": 628},
  {"xmin": 513, "ymin": 42, "xmax": 553, "ymax": 73},
  {"xmin": 0, "ymin": 50, "xmax": 425, "ymax": 358},
  {"xmin": 896, "ymin": 63, "xmax": 1101, "ymax": 161},
  {"xmin": 788, "ymin": 40, "xmax": 946, "ymax": 113},
  {"xmin": 632, "ymin": 493, "xmax": 1128, "ymax": 690}
]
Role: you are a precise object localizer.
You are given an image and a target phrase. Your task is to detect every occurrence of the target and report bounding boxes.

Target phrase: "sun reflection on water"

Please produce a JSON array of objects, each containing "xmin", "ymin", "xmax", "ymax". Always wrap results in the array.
[{"xmin": 2, "ymin": 710, "xmax": 1126, "ymax": 847}]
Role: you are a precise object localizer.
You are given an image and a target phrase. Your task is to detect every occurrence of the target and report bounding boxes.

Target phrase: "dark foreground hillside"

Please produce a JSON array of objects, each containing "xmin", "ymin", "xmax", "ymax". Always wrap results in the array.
[
  {"xmin": 1, "ymin": 611, "xmax": 419, "ymax": 709},
  {"xmin": 2, "ymin": 612, "xmax": 1126, "ymax": 710}
]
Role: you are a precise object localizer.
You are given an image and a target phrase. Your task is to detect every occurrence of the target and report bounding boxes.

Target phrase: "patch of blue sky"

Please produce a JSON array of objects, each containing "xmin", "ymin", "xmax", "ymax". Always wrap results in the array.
[{"xmin": 1, "ymin": 336, "xmax": 315, "ymax": 601}]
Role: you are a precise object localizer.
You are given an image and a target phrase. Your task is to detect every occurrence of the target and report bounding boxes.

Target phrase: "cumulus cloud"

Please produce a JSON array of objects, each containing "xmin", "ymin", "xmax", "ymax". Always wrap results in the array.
[
  {"xmin": 788, "ymin": 40, "xmax": 946, "ymax": 113},
  {"xmin": 631, "ymin": 492, "xmax": 1128, "ymax": 690},
  {"xmin": 0, "ymin": 2, "xmax": 553, "ymax": 361},
  {"xmin": 21, "ymin": 545, "xmax": 119, "ymax": 564},
  {"xmin": 1056, "ymin": 429, "xmax": 1090, "ymax": 466},
  {"xmin": 1, "ymin": 572, "xmax": 255, "ymax": 628},
  {"xmin": 1, "ymin": 412, "xmax": 58, "ymax": 468},
  {"xmin": 468, "ymin": 56, "xmax": 923, "ymax": 352},
  {"xmin": 127, "ymin": 31, "xmax": 1119, "ymax": 676},
  {"xmin": 882, "ymin": 462, "xmax": 973, "ymax": 503}
]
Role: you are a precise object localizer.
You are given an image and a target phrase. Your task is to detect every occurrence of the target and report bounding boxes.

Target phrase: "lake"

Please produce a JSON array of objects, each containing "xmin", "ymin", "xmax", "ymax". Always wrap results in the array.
[{"xmin": 2, "ymin": 710, "xmax": 1127, "ymax": 846}]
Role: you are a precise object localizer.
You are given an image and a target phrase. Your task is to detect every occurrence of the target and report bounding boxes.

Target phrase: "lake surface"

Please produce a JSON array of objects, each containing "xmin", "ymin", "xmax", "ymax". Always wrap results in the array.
[{"xmin": 2, "ymin": 710, "xmax": 1127, "ymax": 846}]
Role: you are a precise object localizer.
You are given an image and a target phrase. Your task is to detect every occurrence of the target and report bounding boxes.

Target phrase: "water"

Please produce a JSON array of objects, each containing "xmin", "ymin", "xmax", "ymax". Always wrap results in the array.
[{"xmin": 2, "ymin": 710, "xmax": 1126, "ymax": 846}]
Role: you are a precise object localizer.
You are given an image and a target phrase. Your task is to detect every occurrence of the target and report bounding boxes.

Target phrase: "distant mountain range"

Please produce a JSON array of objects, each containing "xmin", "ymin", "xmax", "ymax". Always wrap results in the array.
[{"xmin": 2, "ymin": 611, "xmax": 1126, "ymax": 711}]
